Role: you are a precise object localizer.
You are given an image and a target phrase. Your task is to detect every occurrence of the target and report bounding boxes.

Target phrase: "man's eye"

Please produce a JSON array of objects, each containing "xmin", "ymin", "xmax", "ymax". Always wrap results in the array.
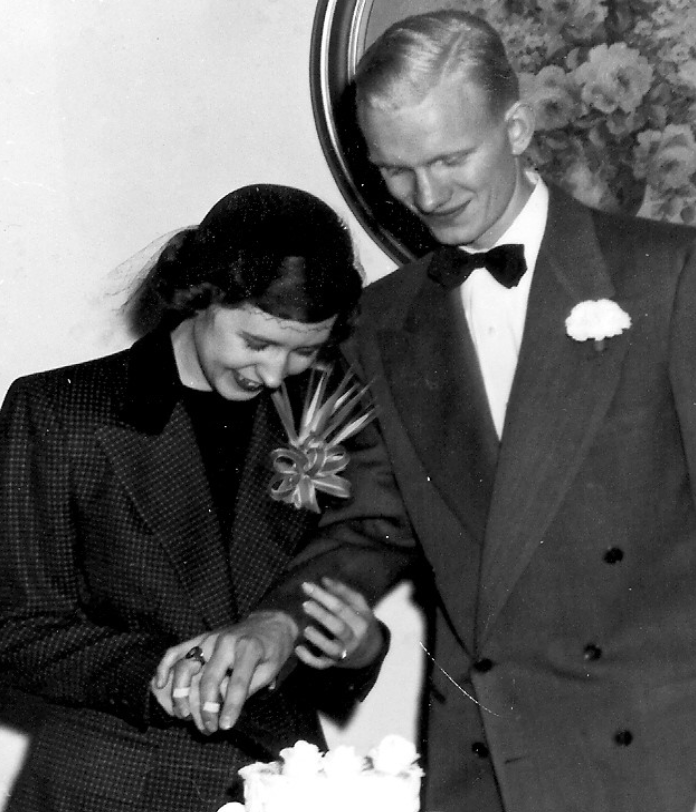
[
  {"xmin": 246, "ymin": 340, "xmax": 268, "ymax": 352},
  {"xmin": 441, "ymin": 155, "xmax": 464, "ymax": 168}
]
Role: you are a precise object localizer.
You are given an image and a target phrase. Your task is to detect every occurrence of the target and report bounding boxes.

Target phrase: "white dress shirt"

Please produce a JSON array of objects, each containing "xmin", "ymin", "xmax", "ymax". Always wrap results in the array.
[{"xmin": 460, "ymin": 177, "xmax": 549, "ymax": 438}]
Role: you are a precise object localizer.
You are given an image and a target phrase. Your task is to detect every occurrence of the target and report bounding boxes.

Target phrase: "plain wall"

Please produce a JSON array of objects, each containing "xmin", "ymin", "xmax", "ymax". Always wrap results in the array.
[{"xmin": 0, "ymin": 0, "xmax": 425, "ymax": 803}]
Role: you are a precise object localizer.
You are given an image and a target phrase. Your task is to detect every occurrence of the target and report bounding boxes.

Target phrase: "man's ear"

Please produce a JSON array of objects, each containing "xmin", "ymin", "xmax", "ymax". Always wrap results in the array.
[{"xmin": 505, "ymin": 101, "xmax": 536, "ymax": 156}]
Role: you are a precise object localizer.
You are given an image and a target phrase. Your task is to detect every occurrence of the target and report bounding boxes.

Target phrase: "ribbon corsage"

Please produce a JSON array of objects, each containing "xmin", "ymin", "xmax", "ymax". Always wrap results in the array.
[{"xmin": 268, "ymin": 365, "xmax": 376, "ymax": 513}]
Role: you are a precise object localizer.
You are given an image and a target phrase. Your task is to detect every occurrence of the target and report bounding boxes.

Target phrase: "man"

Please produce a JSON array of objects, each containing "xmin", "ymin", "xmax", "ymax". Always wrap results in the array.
[{"xmin": 164, "ymin": 10, "xmax": 696, "ymax": 812}]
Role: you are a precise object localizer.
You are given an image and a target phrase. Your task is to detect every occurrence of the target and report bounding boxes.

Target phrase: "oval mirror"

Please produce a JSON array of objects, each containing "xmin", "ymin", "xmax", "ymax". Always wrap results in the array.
[
  {"xmin": 311, "ymin": 0, "xmax": 696, "ymax": 264},
  {"xmin": 310, "ymin": 0, "xmax": 459, "ymax": 264}
]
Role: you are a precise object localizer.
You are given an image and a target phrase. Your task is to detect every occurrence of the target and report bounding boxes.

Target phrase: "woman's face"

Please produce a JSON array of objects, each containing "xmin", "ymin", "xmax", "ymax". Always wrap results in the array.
[{"xmin": 174, "ymin": 304, "xmax": 336, "ymax": 400}]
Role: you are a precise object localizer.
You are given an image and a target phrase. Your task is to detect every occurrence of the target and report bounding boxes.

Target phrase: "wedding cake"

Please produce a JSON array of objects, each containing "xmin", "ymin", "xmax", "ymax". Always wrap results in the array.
[{"xmin": 218, "ymin": 735, "xmax": 422, "ymax": 812}]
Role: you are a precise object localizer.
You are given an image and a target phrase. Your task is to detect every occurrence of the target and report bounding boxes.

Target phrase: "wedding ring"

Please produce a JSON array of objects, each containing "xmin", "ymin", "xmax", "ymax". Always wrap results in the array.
[
  {"xmin": 185, "ymin": 645, "xmax": 206, "ymax": 667},
  {"xmin": 338, "ymin": 647, "xmax": 348, "ymax": 661},
  {"xmin": 172, "ymin": 687, "xmax": 190, "ymax": 699},
  {"xmin": 202, "ymin": 701, "xmax": 221, "ymax": 713}
]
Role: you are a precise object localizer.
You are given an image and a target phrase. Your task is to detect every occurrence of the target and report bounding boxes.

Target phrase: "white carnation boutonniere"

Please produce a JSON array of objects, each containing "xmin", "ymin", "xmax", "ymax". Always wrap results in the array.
[
  {"xmin": 565, "ymin": 299, "xmax": 631, "ymax": 352},
  {"xmin": 268, "ymin": 365, "xmax": 376, "ymax": 514}
]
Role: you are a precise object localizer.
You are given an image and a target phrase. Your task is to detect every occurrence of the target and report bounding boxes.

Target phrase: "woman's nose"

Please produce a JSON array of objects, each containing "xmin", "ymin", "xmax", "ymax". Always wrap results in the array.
[{"xmin": 257, "ymin": 353, "xmax": 289, "ymax": 389}]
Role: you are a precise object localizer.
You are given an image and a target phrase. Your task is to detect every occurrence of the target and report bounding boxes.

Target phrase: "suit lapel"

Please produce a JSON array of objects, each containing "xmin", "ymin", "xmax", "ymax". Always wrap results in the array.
[
  {"xmin": 476, "ymin": 191, "xmax": 632, "ymax": 644},
  {"xmin": 378, "ymin": 272, "xmax": 498, "ymax": 545}
]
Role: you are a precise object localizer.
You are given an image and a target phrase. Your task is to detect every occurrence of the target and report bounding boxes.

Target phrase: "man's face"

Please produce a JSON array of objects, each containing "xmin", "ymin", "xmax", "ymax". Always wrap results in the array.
[{"xmin": 359, "ymin": 75, "xmax": 531, "ymax": 249}]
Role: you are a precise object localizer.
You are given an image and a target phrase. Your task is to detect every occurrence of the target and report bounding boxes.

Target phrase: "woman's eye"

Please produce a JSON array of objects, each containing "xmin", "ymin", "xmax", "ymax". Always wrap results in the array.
[
  {"xmin": 245, "ymin": 340, "xmax": 268, "ymax": 352},
  {"xmin": 295, "ymin": 348, "xmax": 320, "ymax": 358}
]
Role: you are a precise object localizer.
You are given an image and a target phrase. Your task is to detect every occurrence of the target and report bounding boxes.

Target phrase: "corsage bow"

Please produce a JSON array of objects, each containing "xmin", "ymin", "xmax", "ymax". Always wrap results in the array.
[{"xmin": 269, "ymin": 365, "xmax": 376, "ymax": 513}]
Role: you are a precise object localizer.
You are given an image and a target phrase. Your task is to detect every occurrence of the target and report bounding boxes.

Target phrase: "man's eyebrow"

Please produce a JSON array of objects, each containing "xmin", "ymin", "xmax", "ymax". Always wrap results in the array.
[{"xmin": 372, "ymin": 148, "xmax": 472, "ymax": 169}]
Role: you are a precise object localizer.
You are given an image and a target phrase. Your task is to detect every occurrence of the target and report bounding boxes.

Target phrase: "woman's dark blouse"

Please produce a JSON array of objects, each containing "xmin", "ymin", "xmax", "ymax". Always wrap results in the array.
[{"xmin": 181, "ymin": 387, "xmax": 259, "ymax": 536}]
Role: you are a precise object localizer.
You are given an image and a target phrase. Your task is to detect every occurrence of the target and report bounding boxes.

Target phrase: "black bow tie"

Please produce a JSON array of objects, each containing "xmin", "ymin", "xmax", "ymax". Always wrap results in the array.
[{"xmin": 428, "ymin": 244, "xmax": 527, "ymax": 290}]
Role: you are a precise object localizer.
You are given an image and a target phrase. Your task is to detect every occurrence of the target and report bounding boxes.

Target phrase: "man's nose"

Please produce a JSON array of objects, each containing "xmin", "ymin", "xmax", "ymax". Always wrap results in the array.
[
  {"xmin": 257, "ymin": 353, "xmax": 289, "ymax": 389},
  {"xmin": 413, "ymin": 169, "xmax": 448, "ymax": 213}
]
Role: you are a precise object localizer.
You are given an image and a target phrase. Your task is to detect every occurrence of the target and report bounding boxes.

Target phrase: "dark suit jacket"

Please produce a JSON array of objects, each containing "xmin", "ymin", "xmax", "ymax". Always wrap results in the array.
[
  {"xmin": 265, "ymin": 186, "xmax": 696, "ymax": 812},
  {"xmin": 0, "ymin": 330, "xmax": 381, "ymax": 812}
]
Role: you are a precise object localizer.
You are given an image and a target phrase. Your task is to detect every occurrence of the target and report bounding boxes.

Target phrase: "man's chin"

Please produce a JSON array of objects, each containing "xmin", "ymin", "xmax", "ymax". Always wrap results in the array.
[
  {"xmin": 420, "ymin": 214, "xmax": 478, "ymax": 247},
  {"xmin": 426, "ymin": 225, "xmax": 473, "ymax": 247}
]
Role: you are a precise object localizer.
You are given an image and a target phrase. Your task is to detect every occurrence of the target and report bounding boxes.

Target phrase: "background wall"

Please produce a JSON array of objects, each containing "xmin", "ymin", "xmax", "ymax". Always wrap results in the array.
[{"xmin": 0, "ymin": 0, "xmax": 425, "ymax": 804}]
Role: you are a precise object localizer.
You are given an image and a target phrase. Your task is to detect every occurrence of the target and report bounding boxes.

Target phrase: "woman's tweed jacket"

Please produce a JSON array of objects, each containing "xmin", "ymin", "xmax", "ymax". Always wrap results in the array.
[{"xmin": 0, "ymin": 330, "xmax": 382, "ymax": 812}]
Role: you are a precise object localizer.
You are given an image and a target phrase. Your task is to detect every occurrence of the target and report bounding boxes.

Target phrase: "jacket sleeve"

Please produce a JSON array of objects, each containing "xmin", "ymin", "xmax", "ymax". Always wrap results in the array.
[
  {"xmin": 0, "ymin": 378, "xmax": 168, "ymax": 730},
  {"xmin": 255, "ymin": 410, "xmax": 420, "ymax": 633}
]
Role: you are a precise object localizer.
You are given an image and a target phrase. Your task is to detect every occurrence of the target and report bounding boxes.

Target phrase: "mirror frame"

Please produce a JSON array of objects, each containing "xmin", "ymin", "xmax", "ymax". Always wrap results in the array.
[{"xmin": 310, "ymin": 0, "xmax": 439, "ymax": 265}]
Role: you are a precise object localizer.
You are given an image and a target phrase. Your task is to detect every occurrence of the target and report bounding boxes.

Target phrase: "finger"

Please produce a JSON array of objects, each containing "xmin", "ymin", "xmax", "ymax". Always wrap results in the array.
[
  {"xmin": 170, "ymin": 655, "xmax": 205, "ymax": 720},
  {"xmin": 155, "ymin": 635, "xmax": 205, "ymax": 688},
  {"xmin": 187, "ymin": 675, "xmax": 209, "ymax": 734},
  {"xmin": 196, "ymin": 638, "xmax": 239, "ymax": 734},
  {"xmin": 294, "ymin": 644, "xmax": 335, "ymax": 670},
  {"xmin": 303, "ymin": 624, "xmax": 346, "ymax": 660},
  {"xmin": 150, "ymin": 674, "xmax": 174, "ymax": 715},
  {"xmin": 218, "ymin": 636, "xmax": 266, "ymax": 731},
  {"xmin": 301, "ymin": 581, "xmax": 350, "ymax": 616},
  {"xmin": 302, "ymin": 599, "xmax": 347, "ymax": 639},
  {"xmin": 155, "ymin": 644, "xmax": 189, "ymax": 689},
  {"xmin": 320, "ymin": 577, "xmax": 371, "ymax": 613}
]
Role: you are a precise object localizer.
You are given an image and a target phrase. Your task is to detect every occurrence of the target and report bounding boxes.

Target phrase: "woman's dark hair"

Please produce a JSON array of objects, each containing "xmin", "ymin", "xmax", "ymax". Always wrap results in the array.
[{"xmin": 128, "ymin": 184, "xmax": 363, "ymax": 349}]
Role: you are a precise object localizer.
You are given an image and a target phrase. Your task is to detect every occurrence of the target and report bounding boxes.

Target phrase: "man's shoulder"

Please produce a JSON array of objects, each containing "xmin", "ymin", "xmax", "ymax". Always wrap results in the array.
[
  {"xmin": 549, "ymin": 184, "xmax": 696, "ymax": 249},
  {"xmin": 360, "ymin": 255, "xmax": 432, "ymax": 321}
]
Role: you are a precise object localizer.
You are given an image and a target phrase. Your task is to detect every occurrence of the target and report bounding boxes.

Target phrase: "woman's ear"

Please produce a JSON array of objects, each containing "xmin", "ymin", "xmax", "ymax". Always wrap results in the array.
[{"xmin": 505, "ymin": 101, "xmax": 536, "ymax": 157}]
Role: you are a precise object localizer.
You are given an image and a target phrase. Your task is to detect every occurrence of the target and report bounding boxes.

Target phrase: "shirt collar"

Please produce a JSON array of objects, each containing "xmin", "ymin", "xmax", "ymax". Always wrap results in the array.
[{"xmin": 493, "ymin": 173, "xmax": 549, "ymax": 276}]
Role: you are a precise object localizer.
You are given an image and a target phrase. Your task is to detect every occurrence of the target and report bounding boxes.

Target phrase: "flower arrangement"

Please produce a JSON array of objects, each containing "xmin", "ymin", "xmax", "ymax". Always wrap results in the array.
[
  {"xmin": 460, "ymin": 0, "xmax": 696, "ymax": 223},
  {"xmin": 268, "ymin": 365, "xmax": 375, "ymax": 513}
]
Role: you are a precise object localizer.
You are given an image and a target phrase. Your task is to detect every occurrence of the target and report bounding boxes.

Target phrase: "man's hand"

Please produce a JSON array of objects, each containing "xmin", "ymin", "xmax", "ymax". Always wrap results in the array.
[
  {"xmin": 295, "ymin": 578, "xmax": 385, "ymax": 670},
  {"xmin": 153, "ymin": 611, "xmax": 299, "ymax": 734}
]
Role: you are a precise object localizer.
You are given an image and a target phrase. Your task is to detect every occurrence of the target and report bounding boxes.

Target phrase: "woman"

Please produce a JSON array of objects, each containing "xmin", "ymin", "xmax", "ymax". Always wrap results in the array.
[{"xmin": 0, "ymin": 185, "xmax": 385, "ymax": 812}]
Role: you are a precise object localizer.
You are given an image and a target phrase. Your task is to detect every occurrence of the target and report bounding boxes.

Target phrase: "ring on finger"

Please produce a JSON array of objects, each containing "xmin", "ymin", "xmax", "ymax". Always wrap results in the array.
[
  {"xmin": 172, "ymin": 687, "xmax": 190, "ymax": 699},
  {"xmin": 202, "ymin": 701, "xmax": 221, "ymax": 713},
  {"xmin": 338, "ymin": 647, "xmax": 348, "ymax": 661},
  {"xmin": 185, "ymin": 645, "xmax": 206, "ymax": 667}
]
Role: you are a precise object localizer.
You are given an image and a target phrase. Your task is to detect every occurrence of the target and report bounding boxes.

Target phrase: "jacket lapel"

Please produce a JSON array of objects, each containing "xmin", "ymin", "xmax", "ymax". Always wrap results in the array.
[
  {"xmin": 378, "ymin": 271, "xmax": 499, "ymax": 545},
  {"xmin": 227, "ymin": 392, "xmax": 317, "ymax": 617},
  {"xmin": 96, "ymin": 332, "xmax": 235, "ymax": 630},
  {"xmin": 476, "ymin": 190, "xmax": 632, "ymax": 644}
]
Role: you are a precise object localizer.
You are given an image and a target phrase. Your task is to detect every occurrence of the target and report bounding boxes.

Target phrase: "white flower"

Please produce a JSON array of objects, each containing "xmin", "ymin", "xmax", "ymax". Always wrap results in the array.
[
  {"xmin": 279, "ymin": 740, "xmax": 324, "ymax": 778},
  {"xmin": 565, "ymin": 299, "xmax": 631, "ymax": 343},
  {"xmin": 322, "ymin": 745, "xmax": 365, "ymax": 779},
  {"xmin": 368, "ymin": 735, "xmax": 419, "ymax": 776}
]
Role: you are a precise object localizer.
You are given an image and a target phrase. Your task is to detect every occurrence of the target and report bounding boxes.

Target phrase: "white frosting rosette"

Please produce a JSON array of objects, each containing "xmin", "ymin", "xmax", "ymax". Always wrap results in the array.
[
  {"xmin": 279, "ymin": 740, "xmax": 324, "ymax": 778},
  {"xmin": 368, "ymin": 734, "xmax": 421, "ymax": 775},
  {"xmin": 321, "ymin": 745, "xmax": 365, "ymax": 779}
]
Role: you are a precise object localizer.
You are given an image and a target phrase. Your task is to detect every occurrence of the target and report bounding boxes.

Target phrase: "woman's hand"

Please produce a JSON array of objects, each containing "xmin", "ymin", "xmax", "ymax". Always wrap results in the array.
[
  {"xmin": 295, "ymin": 577, "xmax": 385, "ymax": 670},
  {"xmin": 151, "ymin": 612, "xmax": 298, "ymax": 735}
]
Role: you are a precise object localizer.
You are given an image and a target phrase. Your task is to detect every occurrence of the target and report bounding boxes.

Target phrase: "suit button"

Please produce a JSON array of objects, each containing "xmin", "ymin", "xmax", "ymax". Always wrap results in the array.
[
  {"xmin": 583, "ymin": 644, "xmax": 602, "ymax": 661},
  {"xmin": 614, "ymin": 730, "xmax": 633, "ymax": 747},
  {"xmin": 603, "ymin": 547, "xmax": 624, "ymax": 564},
  {"xmin": 471, "ymin": 742, "xmax": 490, "ymax": 758},
  {"xmin": 473, "ymin": 658, "xmax": 494, "ymax": 673}
]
